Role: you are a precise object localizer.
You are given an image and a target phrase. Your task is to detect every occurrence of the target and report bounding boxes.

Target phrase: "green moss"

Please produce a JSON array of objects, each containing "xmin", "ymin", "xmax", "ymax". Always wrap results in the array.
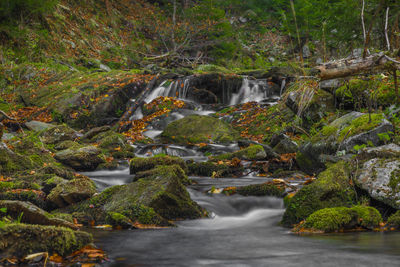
[
  {"xmin": 281, "ymin": 161, "xmax": 356, "ymax": 227},
  {"xmin": 212, "ymin": 145, "xmax": 266, "ymax": 161},
  {"xmin": 161, "ymin": 115, "xmax": 238, "ymax": 145},
  {"xmin": 350, "ymin": 205, "xmax": 382, "ymax": 229},
  {"xmin": 388, "ymin": 210, "xmax": 400, "ymax": 227},
  {"xmin": 188, "ymin": 161, "xmax": 243, "ymax": 177},
  {"xmin": 50, "ymin": 212, "xmax": 74, "ymax": 223},
  {"xmin": 338, "ymin": 113, "xmax": 384, "ymax": 142},
  {"xmin": 0, "ymin": 223, "xmax": 92, "ymax": 257},
  {"xmin": 130, "ymin": 156, "xmax": 188, "ymax": 174},
  {"xmin": 236, "ymin": 183, "xmax": 284, "ymax": 197},
  {"xmin": 303, "ymin": 207, "xmax": 357, "ymax": 232}
]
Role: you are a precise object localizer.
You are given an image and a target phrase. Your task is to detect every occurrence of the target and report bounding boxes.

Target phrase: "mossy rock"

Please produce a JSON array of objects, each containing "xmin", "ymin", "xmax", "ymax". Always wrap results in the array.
[
  {"xmin": 0, "ymin": 224, "xmax": 92, "ymax": 257},
  {"xmin": 105, "ymin": 212, "xmax": 133, "ymax": 228},
  {"xmin": 0, "ymin": 143, "xmax": 35, "ymax": 174},
  {"xmin": 55, "ymin": 145, "xmax": 105, "ymax": 171},
  {"xmin": 54, "ymin": 140, "xmax": 80, "ymax": 151},
  {"xmin": 48, "ymin": 177, "xmax": 97, "ymax": 208},
  {"xmin": 212, "ymin": 145, "xmax": 266, "ymax": 161},
  {"xmin": 236, "ymin": 183, "xmax": 285, "ymax": 197},
  {"xmin": 161, "ymin": 115, "xmax": 239, "ymax": 145},
  {"xmin": 0, "ymin": 190, "xmax": 47, "ymax": 209},
  {"xmin": 350, "ymin": 205, "xmax": 382, "ymax": 229},
  {"xmin": 130, "ymin": 155, "xmax": 187, "ymax": 174},
  {"xmin": 281, "ymin": 161, "xmax": 356, "ymax": 227},
  {"xmin": 301, "ymin": 205, "xmax": 382, "ymax": 232},
  {"xmin": 97, "ymin": 131, "xmax": 135, "ymax": 159},
  {"xmin": 387, "ymin": 210, "xmax": 400, "ymax": 227},
  {"xmin": 135, "ymin": 164, "xmax": 191, "ymax": 184},
  {"xmin": 66, "ymin": 165, "xmax": 203, "ymax": 226},
  {"xmin": 303, "ymin": 207, "xmax": 358, "ymax": 232},
  {"xmin": 40, "ymin": 125, "xmax": 78, "ymax": 145},
  {"xmin": 42, "ymin": 175, "xmax": 68, "ymax": 194},
  {"xmin": 188, "ymin": 161, "xmax": 243, "ymax": 177}
]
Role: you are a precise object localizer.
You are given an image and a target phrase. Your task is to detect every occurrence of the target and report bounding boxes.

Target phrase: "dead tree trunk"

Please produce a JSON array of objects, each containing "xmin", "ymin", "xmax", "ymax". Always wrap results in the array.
[{"xmin": 314, "ymin": 53, "xmax": 400, "ymax": 80}]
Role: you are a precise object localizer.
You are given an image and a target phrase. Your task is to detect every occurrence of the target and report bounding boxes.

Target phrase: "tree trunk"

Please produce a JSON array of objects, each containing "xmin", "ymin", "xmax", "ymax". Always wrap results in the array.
[{"xmin": 314, "ymin": 53, "xmax": 400, "ymax": 80}]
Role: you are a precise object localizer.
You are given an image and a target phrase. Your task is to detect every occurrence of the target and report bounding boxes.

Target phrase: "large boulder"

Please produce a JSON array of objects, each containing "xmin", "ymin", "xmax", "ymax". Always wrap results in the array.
[
  {"xmin": 55, "ymin": 145, "xmax": 105, "ymax": 171},
  {"xmin": 282, "ymin": 161, "xmax": 356, "ymax": 227},
  {"xmin": 0, "ymin": 224, "xmax": 92, "ymax": 257},
  {"xmin": 48, "ymin": 177, "xmax": 97, "ymax": 208},
  {"xmin": 161, "ymin": 115, "xmax": 239, "ymax": 145},
  {"xmin": 68, "ymin": 165, "xmax": 203, "ymax": 227},
  {"xmin": 355, "ymin": 144, "xmax": 400, "ymax": 209}
]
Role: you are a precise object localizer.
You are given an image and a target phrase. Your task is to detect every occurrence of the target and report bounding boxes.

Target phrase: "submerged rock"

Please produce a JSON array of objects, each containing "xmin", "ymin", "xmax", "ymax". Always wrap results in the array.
[
  {"xmin": 0, "ymin": 224, "xmax": 92, "ymax": 257},
  {"xmin": 161, "ymin": 115, "xmax": 239, "ymax": 145}
]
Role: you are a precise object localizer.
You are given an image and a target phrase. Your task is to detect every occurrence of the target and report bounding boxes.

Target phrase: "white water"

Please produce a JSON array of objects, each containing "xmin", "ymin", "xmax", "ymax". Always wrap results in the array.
[
  {"xmin": 145, "ymin": 78, "xmax": 191, "ymax": 103},
  {"xmin": 145, "ymin": 77, "xmax": 280, "ymax": 105}
]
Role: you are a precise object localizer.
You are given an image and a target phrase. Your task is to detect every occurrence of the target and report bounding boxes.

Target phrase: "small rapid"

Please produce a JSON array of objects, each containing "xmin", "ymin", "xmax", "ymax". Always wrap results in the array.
[{"xmin": 86, "ymin": 169, "xmax": 400, "ymax": 267}]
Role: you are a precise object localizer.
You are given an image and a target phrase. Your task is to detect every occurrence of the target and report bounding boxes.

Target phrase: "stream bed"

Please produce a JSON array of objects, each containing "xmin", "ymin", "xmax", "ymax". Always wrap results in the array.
[{"xmin": 86, "ymin": 169, "xmax": 400, "ymax": 267}]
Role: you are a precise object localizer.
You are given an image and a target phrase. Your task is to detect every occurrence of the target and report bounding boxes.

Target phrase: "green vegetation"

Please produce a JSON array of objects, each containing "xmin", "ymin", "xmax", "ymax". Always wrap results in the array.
[
  {"xmin": 236, "ymin": 184, "xmax": 285, "ymax": 197},
  {"xmin": 388, "ymin": 210, "xmax": 400, "ymax": 228}
]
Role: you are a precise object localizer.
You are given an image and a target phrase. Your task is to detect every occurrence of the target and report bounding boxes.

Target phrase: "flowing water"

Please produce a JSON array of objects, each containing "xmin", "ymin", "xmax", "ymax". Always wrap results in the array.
[
  {"xmin": 87, "ymin": 76, "xmax": 400, "ymax": 266},
  {"xmin": 87, "ymin": 170, "xmax": 400, "ymax": 267}
]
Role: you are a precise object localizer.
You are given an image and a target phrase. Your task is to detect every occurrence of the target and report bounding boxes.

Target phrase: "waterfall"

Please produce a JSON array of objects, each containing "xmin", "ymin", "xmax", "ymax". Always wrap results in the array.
[
  {"xmin": 145, "ymin": 78, "xmax": 191, "ymax": 103},
  {"xmin": 229, "ymin": 77, "xmax": 276, "ymax": 105}
]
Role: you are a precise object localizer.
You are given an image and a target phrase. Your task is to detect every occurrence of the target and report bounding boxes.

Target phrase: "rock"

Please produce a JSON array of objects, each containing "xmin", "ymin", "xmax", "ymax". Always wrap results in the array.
[
  {"xmin": 100, "ymin": 63, "xmax": 111, "ymax": 72},
  {"xmin": 282, "ymin": 161, "xmax": 356, "ymax": 227},
  {"xmin": 72, "ymin": 165, "xmax": 203, "ymax": 227},
  {"xmin": 48, "ymin": 177, "xmax": 97, "ymax": 208},
  {"xmin": 0, "ymin": 224, "xmax": 92, "ymax": 257},
  {"xmin": 81, "ymin": 125, "xmax": 111, "ymax": 140},
  {"xmin": 161, "ymin": 115, "xmax": 239, "ymax": 145},
  {"xmin": 213, "ymin": 145, "xmax": 268, "ymax": 161},
  {"xmin": 302, "ymin": 44, "xmax": 311, "ymax": 58},
  {"xmin": 130, "ymin": 155, "xmax": 188, "ymax": 174},
  {"xmin": 42, "ymin": 175, "xmax": 68, "ymax": 194},
  {"xmin": 238, "ymin": 140, "xmax": 278, "ymax": 160},
  {"xmin": 272, "ymin": 134, "xmax": 299, "ymax": 154},
  {"xmin": 54, "ymin": 140, "xmax": 80, "ymax": 151},
  {"xmin": 313, "ymin": 112, "xmax": 394, "ymax": 153},
  {"xmin": 300, "ymin": 205, "xmax": 381, "ymax": 233},
  {"xmin": 285, "ymin": 88, "xmax": 335, "ymax": 124},
  {"xmin": 359, "ymin": 144, "xmax": 400, "ymax": 159},
  {"xmin": 355, "ymin": 155, "xmax": 400, "ymax": 209},
  {"xmin": 388, "ymin": 210, "xmax": 400, "ymax": 228},
  {"xmin": 0, "ymin": 200, "xmax": 77, "ymax": 229},
  {"xmin": 296, "ymin": 141, "xmax": 336, "ymax": 175},
  {"xmin": 0, "ymin": 142, "xmax": 34, "ymax": 174},
  {"xmin": 188, "ymin": 161, "xmax": 244, "ymax": 177},
  {"xmin": 25, "ymin": 121, "xmax": 55, "ymax": 132},
  {"xmin": 236, "ymin": 183, "xmax": 285, "ymax": 197},
  {"xmin": 40, "ymin": 125, "xmax": 79, "ymax": 145},
  {"xmin": 341, "ymin": 118, "xmax": 393, "ymax": 151},
  {"xmin": 55, "ymin": 145, "xmax": 105, "ymax": 171},
  {"xmin": 319, "ymin": 79, "xmax": 342, "ymax": 92}
]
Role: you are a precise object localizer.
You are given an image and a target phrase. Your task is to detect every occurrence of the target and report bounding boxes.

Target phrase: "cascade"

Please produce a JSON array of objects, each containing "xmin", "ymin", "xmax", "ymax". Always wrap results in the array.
[
  {"xmin": 145, "ymin": 78, "xmax": 192, "ymax": 103},
  {"xmin": 229, "ymin": 77, "xmax": 278, "ymax": 105}
]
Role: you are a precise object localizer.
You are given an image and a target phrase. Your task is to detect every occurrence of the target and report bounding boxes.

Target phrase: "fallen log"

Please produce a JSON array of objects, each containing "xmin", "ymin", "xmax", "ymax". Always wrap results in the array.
[{"xmin": 314, "ymin": 53, "xmax": 400, "ymax": 80}]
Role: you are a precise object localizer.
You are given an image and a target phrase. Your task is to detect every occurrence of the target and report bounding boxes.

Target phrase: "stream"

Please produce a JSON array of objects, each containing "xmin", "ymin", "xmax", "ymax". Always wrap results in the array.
[
  {"xmin": 86, "ymin": 169, "xmax": 400, "ymax": 267},
  {"xmin": 85, "ymin": 76, "xmax": 400, "ymax": 266}
]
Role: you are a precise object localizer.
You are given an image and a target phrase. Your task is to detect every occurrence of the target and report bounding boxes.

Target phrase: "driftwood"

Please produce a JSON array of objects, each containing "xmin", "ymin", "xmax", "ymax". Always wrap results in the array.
[{"xmin": 314, "ymin": 53, "xmax": 400, "ymax": 81}]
